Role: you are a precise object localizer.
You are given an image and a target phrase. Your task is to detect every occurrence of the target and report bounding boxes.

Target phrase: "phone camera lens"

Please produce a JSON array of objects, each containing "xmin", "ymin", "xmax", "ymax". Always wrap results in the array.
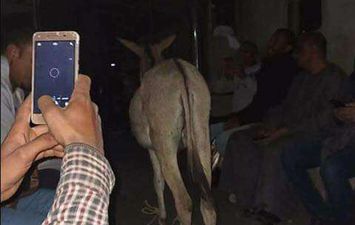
[{"xmin": 49, "ymin": 67, "xmax": 60, "ymax": 78}]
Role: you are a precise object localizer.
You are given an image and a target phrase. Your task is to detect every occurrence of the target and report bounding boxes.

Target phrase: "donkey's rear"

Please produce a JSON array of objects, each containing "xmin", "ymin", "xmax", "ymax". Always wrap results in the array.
[{"xmin": 122, "ymin": 36, "xmax": 216, "ymax": 225}]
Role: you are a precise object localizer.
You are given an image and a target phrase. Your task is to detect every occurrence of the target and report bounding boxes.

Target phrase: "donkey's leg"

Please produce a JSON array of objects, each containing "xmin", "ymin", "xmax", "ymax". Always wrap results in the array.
[
  {"xmin": 196, "ymin": 129, "xmax": 217, "ymax": 225},
  {"xmin": 199, "ymin": 157, "xmax": 217, "ymax": 225},
  {"xmin": 153, "ymin": 137, "xmax": 192, "ymax": 225},
  {"xmin": 200, "ymin": 193, "xmax": 216, "ymax": 225},
  {"xmin": 148, "ymin": 149, "xmax": 167, "ymax": 225}
]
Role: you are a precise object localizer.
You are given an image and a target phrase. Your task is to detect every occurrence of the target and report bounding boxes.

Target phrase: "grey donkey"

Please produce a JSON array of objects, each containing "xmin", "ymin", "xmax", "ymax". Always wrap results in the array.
[{"xmin": 120, "ymin": 35, "xmax": 217, "ymax": 225}]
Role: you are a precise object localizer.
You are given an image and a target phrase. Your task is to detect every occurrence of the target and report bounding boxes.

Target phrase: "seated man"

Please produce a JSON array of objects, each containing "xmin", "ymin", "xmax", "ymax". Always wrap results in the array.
[
  {"xmin": 1, "ymin": 26, "xmax": 58, "ymax": 225},
  {"xmin": 224, "ymin": 28, "xmax": 298, "ymax": 129},
  {"xmin": 210, "ymin": 41, "xmax": 260, "ymax": 155},
  {"xmin": 282, "ymin": 75, "xmax": 355, "ymax": 224},
  {"xmin": 211, "ymin": 29, "xmax": 298, "ymax": 156},
  {"xmin": 1, "ymin": 75, "xmax": 115, "ymax": 224},
  {"xmin": 209, "ymin": 25, "xmax": 240, "ymax": 118},
  {"xmin": 219, "ymin": 32, "xmax": 346, "ymax": 220},
  {"xmin": 232, "ymin": 41, "xmax": 260, "ymax": 113}
]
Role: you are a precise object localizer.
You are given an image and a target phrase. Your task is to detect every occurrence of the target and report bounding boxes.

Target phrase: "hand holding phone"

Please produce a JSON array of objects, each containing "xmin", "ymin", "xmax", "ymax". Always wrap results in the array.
[
  {"xmin": 32, "ymin": 31, "xmax": 79, "ymax": 124},
  {"xmin": 38, "ymin": 75, "xmax": 104, "ymax": 152}
]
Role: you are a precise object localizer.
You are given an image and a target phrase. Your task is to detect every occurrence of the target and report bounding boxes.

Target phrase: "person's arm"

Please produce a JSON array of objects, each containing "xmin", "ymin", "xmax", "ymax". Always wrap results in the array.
[
  {"xmin": 1, "ymin": 97, "xmax": 64, "ymax": 202},
  {"xmin": 295, "ymin": 70, "xmax": 345, "ymax": 133},
  {"xmin": 1, "ymin": 84, "xmax": 15, "ymax": 143},
  {"xmin": 42, "ymin": 144, "xmax": 115, "ymax": 225},
  {"xmin": 37, "ymin": 75, "xmax": 115, "ymax": 224}
]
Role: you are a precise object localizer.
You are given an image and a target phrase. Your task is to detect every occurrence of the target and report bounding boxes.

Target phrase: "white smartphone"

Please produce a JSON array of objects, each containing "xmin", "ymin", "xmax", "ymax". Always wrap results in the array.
[{"xmin": 31, "ymin": 31, "xmax": 79, "ymax": 124}]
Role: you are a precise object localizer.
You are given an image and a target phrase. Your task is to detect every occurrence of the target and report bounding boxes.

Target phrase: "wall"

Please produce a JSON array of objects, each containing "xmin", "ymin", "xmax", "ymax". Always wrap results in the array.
[
  {"xmin": 321, "ymin": 0, "xmax": 355, "ymax": 73},
  {"xmin": 234, "ymin": 0, "xmax": 288, "ymax": 54},
  {"xmin": 234, "ymin": 0, "xmax": 355, "ymax": 73}
]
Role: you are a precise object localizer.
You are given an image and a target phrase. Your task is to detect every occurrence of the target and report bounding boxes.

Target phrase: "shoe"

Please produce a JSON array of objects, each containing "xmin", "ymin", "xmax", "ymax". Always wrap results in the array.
[{"xmin": 228, "ymin": 193, "xmax": 237, "ymax": 204}]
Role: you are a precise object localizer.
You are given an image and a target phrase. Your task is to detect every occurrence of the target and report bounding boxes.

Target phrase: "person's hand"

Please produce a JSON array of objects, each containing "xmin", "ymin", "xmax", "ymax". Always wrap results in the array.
[
  {"xmin": 257, "ymin": 127, "xmax": 288, "ymax": 144},
  {"xmin": 335, "ymin": 105, "xmax": 355, "ymax": 123},
  {"xmin": 1, "ymin": 96, "xmax": 64, "ymax": 202},
  {"xmin": 268, "ymin": 127, "xmax": 288, "ymax": 140},
  {"xmin": 253, "ymin": 127, "xmax": 270, "ymax": 140},
  {"xmin": 224, "ymin": 115, "xmax": 240, "ymax": 130},
  {"xmin": 38, "ymin": 75, "xmax": 103, "ymax": 153}
]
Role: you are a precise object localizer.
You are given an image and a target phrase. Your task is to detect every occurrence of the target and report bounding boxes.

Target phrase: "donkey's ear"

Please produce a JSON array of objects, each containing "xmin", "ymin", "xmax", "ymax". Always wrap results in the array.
[
  {"xmin": 119, "ymin": 38, "xmax": 144, "ymax": 58},
  {"xmin": 156, "ymin": 34, "xmax": 176, "ymax": 53}
]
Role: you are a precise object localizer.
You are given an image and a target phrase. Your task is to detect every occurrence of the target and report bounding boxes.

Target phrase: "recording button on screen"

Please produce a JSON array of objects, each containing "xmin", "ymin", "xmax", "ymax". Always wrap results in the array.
[{"xmin": 49, "ymin": 68, "xmax": 60, "ymax": 78}]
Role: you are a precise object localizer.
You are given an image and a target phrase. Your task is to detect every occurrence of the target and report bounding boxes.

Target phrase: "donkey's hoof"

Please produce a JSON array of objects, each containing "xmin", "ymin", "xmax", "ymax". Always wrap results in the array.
[
  {"xmin": 158, "ymin": 218, "xmax": 166, "ymax": 225},
  {"xmin": 172, "ymin": 216, "xmax": 181, "ymax": 225}
]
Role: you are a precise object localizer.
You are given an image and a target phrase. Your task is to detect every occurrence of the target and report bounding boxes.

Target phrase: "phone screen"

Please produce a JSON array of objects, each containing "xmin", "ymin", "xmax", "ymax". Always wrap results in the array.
[{"xmin": 33, "ymin": 40, "xmax": 76, "ymax": 113}]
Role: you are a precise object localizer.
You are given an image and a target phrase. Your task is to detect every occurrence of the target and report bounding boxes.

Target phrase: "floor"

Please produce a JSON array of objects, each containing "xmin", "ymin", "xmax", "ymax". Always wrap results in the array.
[{"xmin": 105, "ymin": 130, "xmax": 310, "ymax": 225}]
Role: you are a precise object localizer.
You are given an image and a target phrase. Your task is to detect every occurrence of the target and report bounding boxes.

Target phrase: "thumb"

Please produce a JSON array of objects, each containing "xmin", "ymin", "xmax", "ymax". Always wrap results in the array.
[{"xmin": 38, "ymin": 95, "xmax": 62, "ymax": 125}]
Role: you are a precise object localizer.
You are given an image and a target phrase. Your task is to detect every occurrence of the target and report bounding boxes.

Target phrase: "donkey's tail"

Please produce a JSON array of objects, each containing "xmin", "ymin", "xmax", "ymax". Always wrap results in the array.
[{"xmin": 173, "ymin": 58, "xmax": 214, "ymax": 205}]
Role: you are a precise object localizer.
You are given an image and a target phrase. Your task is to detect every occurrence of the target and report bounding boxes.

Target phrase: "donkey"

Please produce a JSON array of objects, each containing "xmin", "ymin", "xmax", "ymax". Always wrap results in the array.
[{"xmin": 120, "ymin": 35, "xmax": 216, "ymax": 225}]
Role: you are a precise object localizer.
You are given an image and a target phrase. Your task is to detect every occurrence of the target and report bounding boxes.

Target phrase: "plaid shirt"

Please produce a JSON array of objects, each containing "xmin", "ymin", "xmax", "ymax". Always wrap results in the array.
[{"xmin": 42, "ymin": 143, "xmax": 115, "ymax": 225}]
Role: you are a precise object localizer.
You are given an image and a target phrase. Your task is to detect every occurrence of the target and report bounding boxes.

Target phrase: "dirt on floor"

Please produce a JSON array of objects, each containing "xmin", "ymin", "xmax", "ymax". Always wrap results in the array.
[{"xmin": 106, "ymin": 131, "xmax": 310, "ymax": 225}]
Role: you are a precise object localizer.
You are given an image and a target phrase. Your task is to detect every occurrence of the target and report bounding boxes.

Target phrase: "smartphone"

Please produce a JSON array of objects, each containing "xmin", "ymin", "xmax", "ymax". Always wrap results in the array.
[
  {"xmin": 329, "ymin": 99, "xmax": 346, "ymax": 108},
  {"xmin": 31, "ymin": 31, "xmax": 79, "ymax": 124}
]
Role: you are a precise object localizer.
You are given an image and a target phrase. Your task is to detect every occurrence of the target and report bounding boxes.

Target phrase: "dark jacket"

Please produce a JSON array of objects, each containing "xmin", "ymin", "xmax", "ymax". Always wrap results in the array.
[{"xmin": 237, "ymin": 54, "xmax": 298, "ymax": 124}]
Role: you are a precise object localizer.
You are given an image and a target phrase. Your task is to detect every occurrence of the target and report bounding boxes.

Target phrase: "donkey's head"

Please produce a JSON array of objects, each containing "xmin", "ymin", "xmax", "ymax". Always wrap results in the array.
[{"xmin": 119, "ymin": 35, "xmax": 176, "ymax": 79}]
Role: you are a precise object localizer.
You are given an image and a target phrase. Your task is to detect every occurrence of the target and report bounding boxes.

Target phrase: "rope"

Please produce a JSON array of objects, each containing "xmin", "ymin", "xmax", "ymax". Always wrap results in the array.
[
  {"xmin": 141, "ymin": 200, "xmax": 181, "ymax": 225},
  {"xmin": 141, "ymin": 200, "xmax": 160, "ymax": 225}
]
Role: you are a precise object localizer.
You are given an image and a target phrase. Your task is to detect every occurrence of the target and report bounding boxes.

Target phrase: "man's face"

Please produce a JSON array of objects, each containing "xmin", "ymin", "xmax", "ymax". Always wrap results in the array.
[
  {"xmin": 267, "ymin": 33, "xmax": 290, "ymax": 57},
  {"xmin": 8, "ymin": 43, "xmax": 33, "ymax": 91},
  {"xmin": 240, "ymin": 50, "xmax": 256, "ymax": 67},
  {"xmin": 296, "ymin": 43, "xmax": 312, "ymax": 69}
]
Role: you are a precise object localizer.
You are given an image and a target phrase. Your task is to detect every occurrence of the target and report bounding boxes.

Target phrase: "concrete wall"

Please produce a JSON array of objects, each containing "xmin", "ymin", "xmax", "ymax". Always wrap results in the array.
[
  {"xmin": 234, "ymin": 0, "xmax": 355, "ymax": 73},
  {"xmin": 321, "ymin": 0, "xmax": 355, "ymax": 73},
  {"xmin": 234, "ymin": 0, "xmax": 288, "ymax": 54}
]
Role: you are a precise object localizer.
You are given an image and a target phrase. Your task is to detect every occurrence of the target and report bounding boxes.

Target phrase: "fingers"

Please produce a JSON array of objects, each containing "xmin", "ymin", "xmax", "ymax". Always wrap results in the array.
[
  {"xmin": 38, "ymin": 95, "xmax": 63, "ymax": 125},
  {"xmin": 30, "ymin": 125, "xmax": 49, "ymax": 140},
  {"xmin": 36, "ymin": 148, "xmax": 65, "ymax": 161},
  {"xmin": 18, "ymin": 133, "xmax": 59, "ymax": 163},
  {"xmin": 72, "ymin": 74, "xmax": 91, "ymax": 100},
  {"xmin": 15, "ymin": 94, "xmax": 32, "ymax": 122},
  {"xmin": 11, "ymin": 95, "xmax": 32, "ymax": 133}
]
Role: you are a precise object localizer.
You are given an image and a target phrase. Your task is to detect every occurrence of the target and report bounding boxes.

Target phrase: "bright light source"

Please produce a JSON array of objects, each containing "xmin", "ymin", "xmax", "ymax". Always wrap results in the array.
[
  {"xmin": 37, "ymin": 43, "xmax": 42, "ymax": 46},
  {"xmin": 69, "ymin": 42, "xmax": 74, "ymax": 46},
  {"xmin": 53, "ymin": 42, "xmax": 58, "ymax": 46},
  {"xmin": 110, "ymin": 63, "xmax": 116, "ymax": 67}
]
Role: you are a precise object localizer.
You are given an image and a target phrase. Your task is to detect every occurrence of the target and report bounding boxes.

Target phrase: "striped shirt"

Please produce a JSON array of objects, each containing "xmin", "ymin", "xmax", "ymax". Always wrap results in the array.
[{"xmin": 42, "ymin": 143, "xmax": 115, "ymax": 225}]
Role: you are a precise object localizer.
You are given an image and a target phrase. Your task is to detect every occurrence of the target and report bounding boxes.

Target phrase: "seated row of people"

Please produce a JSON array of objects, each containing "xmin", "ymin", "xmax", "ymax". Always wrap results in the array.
[{"xmin": 214, "ymin": 30, "xmax": 354, "ymax": 225}]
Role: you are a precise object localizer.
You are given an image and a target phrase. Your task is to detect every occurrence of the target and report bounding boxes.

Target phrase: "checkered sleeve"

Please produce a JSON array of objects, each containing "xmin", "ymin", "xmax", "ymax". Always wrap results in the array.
[{"xmin": 42, "ymin": 143, "xmax": 115, "ymax": 225}]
